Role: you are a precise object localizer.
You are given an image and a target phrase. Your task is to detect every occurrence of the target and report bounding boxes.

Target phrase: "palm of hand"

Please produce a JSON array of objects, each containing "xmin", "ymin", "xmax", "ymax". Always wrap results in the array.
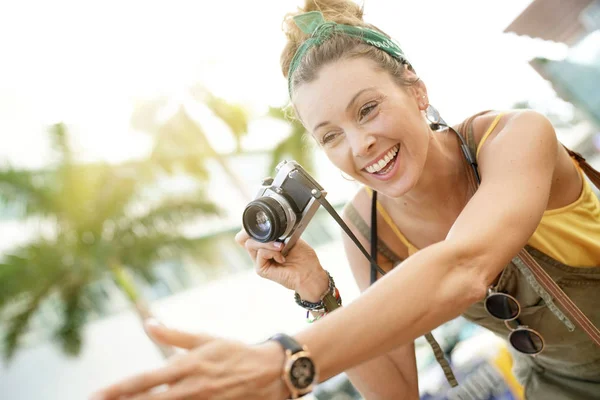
[
  {"xmin": 90, "ymin": 323, "xmax": 288, "ymax": 400},
  {"xmin": 256, "ymin": 239, "xmax": 320, "ymax": 291}
]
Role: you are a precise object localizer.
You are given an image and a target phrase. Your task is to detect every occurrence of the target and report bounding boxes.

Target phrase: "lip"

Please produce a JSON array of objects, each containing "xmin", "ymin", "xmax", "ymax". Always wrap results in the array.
[
  {"xmin": 361, "ymin": 144, "xmax": 400, "ymax": 171},
  {"xmin": 367, "ymin": 146, "xmax": 401, "ymax": 181}
]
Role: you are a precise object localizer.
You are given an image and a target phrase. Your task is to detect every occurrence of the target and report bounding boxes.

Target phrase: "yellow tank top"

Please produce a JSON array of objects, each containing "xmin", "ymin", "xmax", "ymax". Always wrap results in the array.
[{"xmin": 369, "ymin": 114, "xmax": 600, "ymax": 267}]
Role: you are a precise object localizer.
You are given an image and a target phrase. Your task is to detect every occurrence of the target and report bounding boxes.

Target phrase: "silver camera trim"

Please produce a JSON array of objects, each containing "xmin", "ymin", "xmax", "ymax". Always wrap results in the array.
[
  {"xmin": 245, "ymin": 160, "xmax": 327, "ymax": 256},
  {"xmin": 263, "ymin": 191, "xmax": 297, "ymax": 240}
]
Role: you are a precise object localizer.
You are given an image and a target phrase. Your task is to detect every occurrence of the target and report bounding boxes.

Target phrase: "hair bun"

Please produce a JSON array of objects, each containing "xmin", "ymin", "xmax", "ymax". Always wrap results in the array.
[{"xmin": 281, "ymin": 0, "xmax": 366, "ymax": 77}]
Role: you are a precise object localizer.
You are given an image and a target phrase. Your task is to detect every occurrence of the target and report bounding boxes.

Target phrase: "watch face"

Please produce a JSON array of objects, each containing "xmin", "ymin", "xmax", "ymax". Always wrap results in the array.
[{"xmin": 290, "ymin": 356, "xmax": 316, "ymax": 389}]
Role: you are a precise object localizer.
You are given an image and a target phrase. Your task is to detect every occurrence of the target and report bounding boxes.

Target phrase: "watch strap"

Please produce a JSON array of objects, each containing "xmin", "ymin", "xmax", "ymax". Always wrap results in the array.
[{"xmin": 269, "ymin": 333, "xmax": 303, "ymax": 354}]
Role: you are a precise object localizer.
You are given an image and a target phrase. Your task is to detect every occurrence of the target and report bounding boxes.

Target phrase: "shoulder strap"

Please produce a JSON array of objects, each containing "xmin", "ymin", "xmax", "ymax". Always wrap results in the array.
[
  {"xmin": 564, "ymin": 146, "xmax": 600, "ymax": 190},
  {"xmin": 459, "ymin": 114, "xmax": 600, "ymax": 348},
  {"xmin": 457, "ymin": 110, "xmax": 492, "ymax": 157},
  {"xmin": 367, "ymin": 193, "xmax": 458, "ymax": 387},
  {"xmin": 344, "ymin": 202, "xmax": 403, "ymax": 266}
]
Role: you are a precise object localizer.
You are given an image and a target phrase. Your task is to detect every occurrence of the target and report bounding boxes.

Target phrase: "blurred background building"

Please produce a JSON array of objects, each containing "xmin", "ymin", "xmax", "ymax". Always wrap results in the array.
[{"xmin": 506, "ymin": 0, "xmax": 600, "ymax": 172}]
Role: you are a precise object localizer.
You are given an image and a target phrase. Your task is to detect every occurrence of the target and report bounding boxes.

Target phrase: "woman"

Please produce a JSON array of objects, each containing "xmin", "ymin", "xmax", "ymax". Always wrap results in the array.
[{"xmin": 91, "ymin": 1, "xmax": 600, "ymax": 399}]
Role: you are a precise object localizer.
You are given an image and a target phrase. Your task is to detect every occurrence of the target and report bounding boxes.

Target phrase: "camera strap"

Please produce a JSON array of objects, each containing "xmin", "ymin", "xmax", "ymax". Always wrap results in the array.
[
  {"xmin": 309, "ymin": 189, "xmax": 387, "ymax": 277},
  {"xmin": 370, "ymin": 190, "xmax": 378, "ymax": 285}
]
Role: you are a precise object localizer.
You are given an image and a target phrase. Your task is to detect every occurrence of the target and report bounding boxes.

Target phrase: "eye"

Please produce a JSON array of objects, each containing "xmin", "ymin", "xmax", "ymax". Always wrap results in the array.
[
  {"xmin": 321, "ymin": 131, "xmax": 339, "ymax": 145},
  {"xmin": 359, "ymin": 101, "xmax": 378, "ymax": 120}
]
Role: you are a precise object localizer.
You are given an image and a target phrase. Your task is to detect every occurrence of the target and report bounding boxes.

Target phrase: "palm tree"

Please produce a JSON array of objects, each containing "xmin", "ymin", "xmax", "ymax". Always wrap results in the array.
[
  {"xmin": 267, "ymin": 104, "xmax": 315, "ymax": 175},
  {"xmin": 0, "ymin": 123, "xmax": 219, "ymax": 361},
  {"xmin": 131, "ymin": 87, "xmax": 254, "ymax": 199}
]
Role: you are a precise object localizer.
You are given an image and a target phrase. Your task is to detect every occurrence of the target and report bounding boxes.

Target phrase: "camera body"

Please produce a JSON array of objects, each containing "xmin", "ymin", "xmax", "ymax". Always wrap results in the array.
[{"xmin": 242, "ymin": 160, "xmax": 326, "ymax": 256}]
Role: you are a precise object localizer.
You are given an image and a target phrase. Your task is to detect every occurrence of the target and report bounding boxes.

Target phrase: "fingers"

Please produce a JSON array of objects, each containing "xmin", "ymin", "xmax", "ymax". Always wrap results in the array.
[
  {"xmin": 90, "ymin": 362, "xmax": 192, "ymax": 400},
  {"xmin": 244, "ymin": 239, "xmax": 283, "ymax": 253},
  {"xmin": 234, "ymin": 230, "xmax": 249, "ymax": 246},
  {"xmin": 255, "ymin": 248, "xmax": 285, "ymax": 269},
  {"xmin": 145, "ymin": 321, "xmax": 214, "ymax": 350},
  {"xmin": 126, "ymin": 379, "xmax": 198, "ymax": 400}
]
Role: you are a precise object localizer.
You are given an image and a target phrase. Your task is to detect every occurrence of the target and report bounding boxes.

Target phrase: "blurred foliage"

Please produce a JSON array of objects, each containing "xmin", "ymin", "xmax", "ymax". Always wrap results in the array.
[
  {"xmin": 131, "ymin": 86, "xmax": 253, "ymax": 199},
  {"xmin": 267, "ymin": 105, "xmax": 315, "ymax": 175},
  {"xmin": 0, "ymin": 123, "xmax": 219, "ymax": 361},
  {"xmin": 0, "ymin": 86, "xmax": 317, "ymax": 362}
]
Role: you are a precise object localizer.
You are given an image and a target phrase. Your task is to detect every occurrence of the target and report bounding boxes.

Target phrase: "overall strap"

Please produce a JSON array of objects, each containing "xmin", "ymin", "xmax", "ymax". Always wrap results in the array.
[
  {"xmin": 366, "ymin": 193, "xmax": 458, "ymax": 387},
  {"xmin": 564, "ymin": 146, "xmax": 600, "ymax": 189},
  {"xmin": 460, "ymin": 113, "xmax": 600, "ymax": 348}
]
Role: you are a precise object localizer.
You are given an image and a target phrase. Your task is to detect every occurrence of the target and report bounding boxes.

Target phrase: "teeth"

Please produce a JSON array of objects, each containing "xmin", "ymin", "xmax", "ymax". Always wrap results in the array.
[{"xmin": 366, "ymin": 145, "xmax": 399, "ymax": 173}]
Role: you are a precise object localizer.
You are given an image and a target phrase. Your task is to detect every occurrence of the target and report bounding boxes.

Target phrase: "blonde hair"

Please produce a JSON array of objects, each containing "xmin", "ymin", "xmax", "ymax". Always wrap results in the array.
[{"xmin": 281, "ymin": 0, "xmax": 417, "ymax": 97}]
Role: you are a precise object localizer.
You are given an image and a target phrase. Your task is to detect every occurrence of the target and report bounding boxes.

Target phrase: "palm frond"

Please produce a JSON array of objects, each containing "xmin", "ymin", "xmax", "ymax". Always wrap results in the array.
[
  {"xmin": 0, "ymin": 168, "xmax": 56, "ymax": 217},
  {"xmin": 0, "ymin": 241, "xmax": 66, "ymax": 311},
  {"xmin": 269, "ymin": 126, "xmax": 315, "ymax": 174},
  {"xmin": 48, "ymin": 123, "xmax": 72, "ymax": 164},
  {"xmin": 116, "ymin": 194, "xmax": 219, "ymax": 238},
  {"xmin": 130, "ymin": 97, "xmax": 169, "ymax": 134},
  {"xmin": 205, "ymin": 94, "xmax": 249, "ymax": 152},
  {"xmin": 149, "ymin": 107, "xmax": 212, "ymax": 179},
  {"xmin": 117, "ymin": 234, "xmax": 215, "ymax": 281},
  {"xmin": 3, "ymin": 284, "xmax": 55, "ymax": 361},
  {"xmin": 54, "ymin": 285, "xmax": 86, "ymax": 356},
  {"xmin": 88, "ymin": 164, "xmax": 143, "ymax": 229},
  {"xmin": 267, "ymin": 105, "xmax": 315, "ymax": 173}
]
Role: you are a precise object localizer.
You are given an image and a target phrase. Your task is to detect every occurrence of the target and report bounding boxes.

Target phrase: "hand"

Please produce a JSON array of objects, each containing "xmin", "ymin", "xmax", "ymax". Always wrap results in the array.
[
  {"xmin": 90, "ymin": 320, "xmax": 288, "ymax": 400},
  {"xmin": 235, "ymin": 230, "xmax": 329, "ymax": 302}
]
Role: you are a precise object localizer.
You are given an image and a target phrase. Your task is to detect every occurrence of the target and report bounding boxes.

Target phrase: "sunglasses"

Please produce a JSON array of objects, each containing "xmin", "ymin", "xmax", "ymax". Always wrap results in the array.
[{"xmin": 484, "ymin": 287, "xmax": 545, "ymax": 355}]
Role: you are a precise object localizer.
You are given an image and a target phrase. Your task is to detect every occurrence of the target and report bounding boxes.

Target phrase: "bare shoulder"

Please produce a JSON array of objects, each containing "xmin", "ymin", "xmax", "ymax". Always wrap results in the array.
[
  {"xmin": 341, "ymin": 186, "xmax": 372, "ymax": 221},
  {"xmin": 470, "ymin": 109, "xmax": 553, "ymax": 150},
  {"xmin": 470, "ymin": 109, "xmax": 582, "ymax": 210}
]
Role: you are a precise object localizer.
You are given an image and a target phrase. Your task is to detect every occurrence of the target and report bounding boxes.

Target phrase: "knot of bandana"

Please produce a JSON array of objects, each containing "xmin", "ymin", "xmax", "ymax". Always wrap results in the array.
[{"xmin": 287, "ymin": 11, "xmax": 410, "ymax": 97}]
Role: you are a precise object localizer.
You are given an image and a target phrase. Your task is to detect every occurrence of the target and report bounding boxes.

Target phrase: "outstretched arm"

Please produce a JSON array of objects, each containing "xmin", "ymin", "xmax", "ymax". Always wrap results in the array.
[
  {"xmin": 91, "ymin": 111, "xmax": 559, "ymax": 400},
  {"xmin": 295, "ymin": 110, "xmax": 558, "ymax": 380}
]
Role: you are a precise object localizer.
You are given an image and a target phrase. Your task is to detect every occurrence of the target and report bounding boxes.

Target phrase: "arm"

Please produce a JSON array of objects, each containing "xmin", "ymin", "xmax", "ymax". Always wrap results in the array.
[
  {"xmin": 340, "ymin": 213, "xmax": 419, "ymax": 400},
  {"xmin": 90, "ymin": 111, "xmax": 560, "ymax": 400},
  {"xmin": 295, "ymin": 110, "xmax": 559, "ymax": 380}
]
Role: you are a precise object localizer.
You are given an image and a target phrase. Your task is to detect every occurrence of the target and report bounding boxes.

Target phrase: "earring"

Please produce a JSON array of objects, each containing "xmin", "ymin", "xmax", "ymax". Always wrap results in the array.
[
  {"xmin": 340, "ymin": 171, "xmax": 355, "ymax": 182},
  {"xmin": 425, "ymin": 104, "xmax": 447, "ymax": 131}
]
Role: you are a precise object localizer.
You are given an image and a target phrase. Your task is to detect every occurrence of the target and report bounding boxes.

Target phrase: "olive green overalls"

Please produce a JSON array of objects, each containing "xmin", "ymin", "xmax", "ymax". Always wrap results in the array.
[{"xmin": 345, "ymin": 113, "xmax": 600, "ymax": 399}]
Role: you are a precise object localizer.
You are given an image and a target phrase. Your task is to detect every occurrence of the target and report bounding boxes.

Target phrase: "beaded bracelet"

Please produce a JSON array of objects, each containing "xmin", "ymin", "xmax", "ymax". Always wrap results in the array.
[{"xmin": 294, "ymin": 270, "xmax": 342, "ymax": 312}]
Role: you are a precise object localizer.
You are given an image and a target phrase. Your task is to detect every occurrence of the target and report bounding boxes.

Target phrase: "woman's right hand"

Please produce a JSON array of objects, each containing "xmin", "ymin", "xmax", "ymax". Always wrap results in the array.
[{"xmin": 234, "ymin": 230, "xmax": 330, "ymax": 302}]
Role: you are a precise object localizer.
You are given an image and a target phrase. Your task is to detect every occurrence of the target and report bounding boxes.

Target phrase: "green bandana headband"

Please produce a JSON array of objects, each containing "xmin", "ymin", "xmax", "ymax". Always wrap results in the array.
[{"xmin": 287, "ymin": 11, "xmax": 410, "ymax": 97}]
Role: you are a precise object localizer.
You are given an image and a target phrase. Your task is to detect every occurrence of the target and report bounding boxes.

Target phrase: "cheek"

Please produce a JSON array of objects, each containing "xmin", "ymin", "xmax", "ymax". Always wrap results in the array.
[{"xmin": 324, "ymin": 146, "xmax": 349, "ymax": 169}]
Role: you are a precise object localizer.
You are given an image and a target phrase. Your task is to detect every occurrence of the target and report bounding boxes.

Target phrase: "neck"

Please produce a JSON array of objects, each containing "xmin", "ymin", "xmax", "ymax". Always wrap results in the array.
[{"xmin": 389, "ymin": 127, "xmax": 471, "ymax": 219}]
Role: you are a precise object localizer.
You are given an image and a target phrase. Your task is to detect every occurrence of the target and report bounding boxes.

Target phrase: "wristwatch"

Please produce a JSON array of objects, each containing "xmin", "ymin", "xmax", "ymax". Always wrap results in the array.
[{"xmin": 269, "ymin": 333, "xmax": 318, "ymax": 399}]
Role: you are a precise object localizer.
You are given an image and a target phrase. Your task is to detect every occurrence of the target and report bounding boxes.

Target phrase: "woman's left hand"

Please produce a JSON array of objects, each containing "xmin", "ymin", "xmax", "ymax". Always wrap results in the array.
[{"xmin": 90, "ymin": 320, "xmax": 289, "ymax": 400}]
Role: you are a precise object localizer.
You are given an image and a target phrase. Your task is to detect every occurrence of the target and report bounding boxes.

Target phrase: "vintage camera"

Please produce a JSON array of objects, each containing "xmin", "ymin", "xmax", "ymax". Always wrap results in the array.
[{"xmin": 242, "ymin": 160, "xmax": 326, "ymax": 256}]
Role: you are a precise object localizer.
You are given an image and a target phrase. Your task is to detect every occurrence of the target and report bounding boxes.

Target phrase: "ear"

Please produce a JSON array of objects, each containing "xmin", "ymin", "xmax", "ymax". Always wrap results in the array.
[{"xmin": 408, "ymin": 77, "xmax": 428, "ymax": 111}]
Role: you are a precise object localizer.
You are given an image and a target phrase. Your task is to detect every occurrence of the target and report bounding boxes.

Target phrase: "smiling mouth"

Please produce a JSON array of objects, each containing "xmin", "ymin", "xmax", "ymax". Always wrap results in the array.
[{"xmin": 364, "ymin": 144, "xmax": 399, "ymax": 175}]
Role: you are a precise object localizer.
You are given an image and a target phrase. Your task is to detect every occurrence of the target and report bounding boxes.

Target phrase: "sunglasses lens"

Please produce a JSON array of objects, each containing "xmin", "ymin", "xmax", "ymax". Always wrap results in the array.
[
  {"xmin": 510, "ymin": 329, "xmax": 544, "ymax": 355},
  {"xmin": 485, "ymin": 293, "xmax": 519, "ymax": 320}
]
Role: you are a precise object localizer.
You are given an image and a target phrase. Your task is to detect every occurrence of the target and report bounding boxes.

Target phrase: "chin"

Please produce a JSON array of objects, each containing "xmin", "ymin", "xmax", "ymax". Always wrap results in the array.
[
  {"xmin": 368, "ymin": 165, "xmax": 417, "ymax": 199},
  {"xmin": 376, "ymin": 183, "xmax": 412, "ymax": 199}
]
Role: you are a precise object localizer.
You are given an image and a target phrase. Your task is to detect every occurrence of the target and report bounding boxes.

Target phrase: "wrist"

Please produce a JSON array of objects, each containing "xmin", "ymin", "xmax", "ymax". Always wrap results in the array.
[
  {"xmin": 267, "ymin": 333, "xmax": 318, "ymax": 399},
  {"xmin": 256, "ymin": 341, "xmax": 290, "ymax": 398},
  {"xmin": 296, "ymin": 268, "xmax": 329, "ymax": 303}
]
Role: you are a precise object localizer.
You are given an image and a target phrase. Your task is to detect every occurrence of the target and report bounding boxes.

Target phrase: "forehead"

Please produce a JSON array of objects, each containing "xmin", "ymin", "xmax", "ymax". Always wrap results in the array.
[{"xmin": 293, "ymin": 58, "xmax": 394, "ymax": 129}]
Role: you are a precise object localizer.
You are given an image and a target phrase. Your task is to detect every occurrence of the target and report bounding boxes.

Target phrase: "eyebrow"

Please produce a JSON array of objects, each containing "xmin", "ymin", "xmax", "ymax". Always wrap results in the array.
[{"xmin": 312, "ymin": 87, "xmax": 376, "ymax": 132}]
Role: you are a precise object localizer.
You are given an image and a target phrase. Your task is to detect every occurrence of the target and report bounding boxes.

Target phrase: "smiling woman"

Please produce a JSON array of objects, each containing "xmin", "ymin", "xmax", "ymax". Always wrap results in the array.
[{"xmin": 91, "ymin": 1, "xmax": 600, "ymax": 399}]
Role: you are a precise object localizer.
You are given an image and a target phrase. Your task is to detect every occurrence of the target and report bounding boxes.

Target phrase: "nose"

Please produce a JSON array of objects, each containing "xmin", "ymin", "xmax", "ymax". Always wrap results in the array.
[{"xmin": 349, "ymin": 131, "xmax": 376, "ymax": 158}]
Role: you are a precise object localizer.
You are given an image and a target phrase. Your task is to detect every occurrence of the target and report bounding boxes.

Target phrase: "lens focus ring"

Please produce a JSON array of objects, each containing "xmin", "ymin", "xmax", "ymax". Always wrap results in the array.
[{"xmin": 243, "ymin": 197, "xmax": 288, "ymax": 242}]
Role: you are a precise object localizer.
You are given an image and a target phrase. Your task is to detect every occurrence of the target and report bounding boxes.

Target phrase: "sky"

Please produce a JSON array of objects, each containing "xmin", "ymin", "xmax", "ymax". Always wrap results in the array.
[{"xmin": 0, "ymin": 0, "xmax": 570, "ymax": 169}]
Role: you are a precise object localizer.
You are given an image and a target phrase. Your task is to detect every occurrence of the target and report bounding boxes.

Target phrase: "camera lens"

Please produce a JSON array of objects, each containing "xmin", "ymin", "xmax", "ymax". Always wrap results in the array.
[{"xmin": 242, "ymin": 197, "xmax": 288, "ymax": 242}]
